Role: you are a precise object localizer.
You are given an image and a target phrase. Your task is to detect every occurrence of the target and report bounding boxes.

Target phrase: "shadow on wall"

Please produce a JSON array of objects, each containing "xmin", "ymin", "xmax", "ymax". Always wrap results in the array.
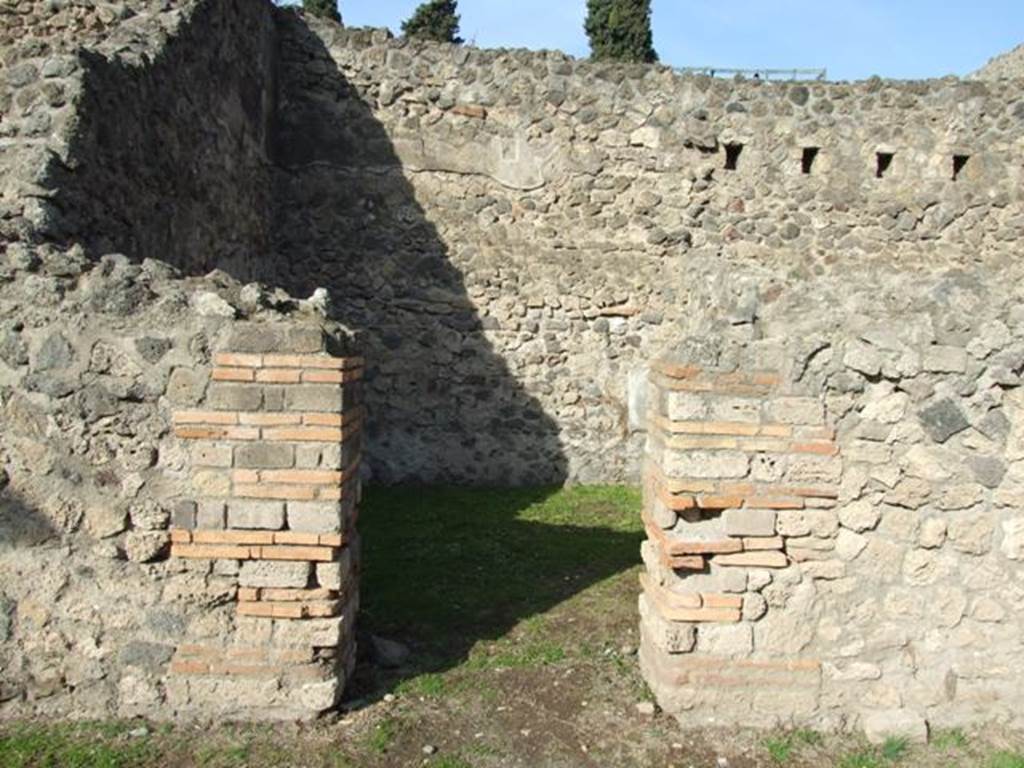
[
  {"xmin": 267, "ymin": 12, "xmax": 569, "ymax": 486},
  {"xmin": 45, "ymin": 0, "xmax": 277, "ymax": 276},
  {"xmin": 0, "ymin": 488, "xmax": 57, "ymax": 551},
  {"xmin": 353, "ymin": 485, "xmax": 643, "ymax": 696}
]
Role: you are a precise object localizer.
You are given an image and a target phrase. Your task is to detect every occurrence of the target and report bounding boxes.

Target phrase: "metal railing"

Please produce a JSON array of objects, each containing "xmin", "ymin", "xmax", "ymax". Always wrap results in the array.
[{"xmin": 677, "ymin": 67, "xmax": 828, "ymax": 81}]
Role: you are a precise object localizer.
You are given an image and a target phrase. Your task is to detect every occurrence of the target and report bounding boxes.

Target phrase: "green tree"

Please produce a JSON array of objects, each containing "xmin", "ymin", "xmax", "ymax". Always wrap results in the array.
[
  {"xmin": 303, "ymin": 0, "xmax": 340, "ymax": 23},
  {"xmin": 401, "ymin": 0, "xmax": 463, "ymax": 44},
  {"xmin": 585, "ymin": 0, "xmax": 658, "ymax": 63}
]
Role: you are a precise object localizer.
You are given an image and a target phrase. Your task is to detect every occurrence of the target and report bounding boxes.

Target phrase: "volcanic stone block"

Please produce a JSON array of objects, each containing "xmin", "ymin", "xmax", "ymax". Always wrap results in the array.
[
  {"xmin": 284, "ymin": 385, "xmax": 343, "ymax": 412},
  {"xmin": 239, "ymin": 561, "xmax": 311, "ymax": 589},
  {"xmin": 207, "ymin": 383, "xmax": 262, "ymax": 411},
  {"xmin": 235, "ymin": 443, "xmax": 294, "ymax": 469},
  {"xmin": 918, "ymin": 398, "xmax": 969, "ymax": 443},
  {"xmin": 196, "ymin": 501, "xmax": 226, "ymax": 529},
  {"xmin": 723, "ymin": 508, "xmax": 777, "ymax": 537},
  {"xmin": 287, "ymin": 501, "xmax": 342, "ymax": 533},
  {"xmin": 315, "ymin": 551, "xmax": 352, "ymax": 591},
  {"xmin": 228, "ymin": 500, "xmax": 285, "ymax": 530},
  {"xmin": 664, "ymin": 450, "xmax": 750, "ymax": 479}
]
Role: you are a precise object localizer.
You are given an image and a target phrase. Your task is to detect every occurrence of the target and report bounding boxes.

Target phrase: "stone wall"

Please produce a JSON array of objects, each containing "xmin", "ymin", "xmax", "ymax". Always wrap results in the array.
[
  {"xmin": 1, "ymin": 0, "xmax": 276, "ymax": 275},
  {"xmin": 2, "ymin": 0, "xmax": 1024, "ymax": 729},
  {"xmin": 639, "ymin": 266, "xmax": 1024, "ymax": 735},
  {"xmin": 270, "ymin": 20, "xmax": 1024, "ymax": 484},
  {"xmin": 0, "ymin": 0, "xmax": 364, "ymax": 721}
]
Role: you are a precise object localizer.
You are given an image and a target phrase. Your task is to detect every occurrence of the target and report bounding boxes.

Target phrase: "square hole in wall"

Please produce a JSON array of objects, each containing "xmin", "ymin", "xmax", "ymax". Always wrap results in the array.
[
  {"xmin": 875, "ymin": 152, "xmax": 895, "ymax": 179},
  {"xmin": 952, "ymin": 154, "xmax": 970, "ymax": 181},
  {"xmin": 724, "ymin": 143, "xmax": 743, "ymax": 171},
  {"xmin": 801, "ymin": 147, "xmax": 820, "ymax": 174}
]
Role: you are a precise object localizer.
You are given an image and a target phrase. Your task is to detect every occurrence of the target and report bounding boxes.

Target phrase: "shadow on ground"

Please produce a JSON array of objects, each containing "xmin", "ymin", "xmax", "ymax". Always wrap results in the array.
[{"xmin": 347, "ymin": 485, "xmax": 643, "ymax": 701}]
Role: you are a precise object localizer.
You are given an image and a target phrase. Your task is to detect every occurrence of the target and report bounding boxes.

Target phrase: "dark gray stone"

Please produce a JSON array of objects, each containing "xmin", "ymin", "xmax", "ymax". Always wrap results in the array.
[
  {"xmin": 119, "ymin": 641, "xmax": 174, "ymax": 671},
  {"xmin": 284, "ymin": 384, "xmax": 344, "ymax": 411},
  {"xmin": 77, "ymin": 385, "xmax": 119, "ymax": 421},
  {"xmin": 918, "ymin": 398, "xmax": 970, "ymax": 443},
  {"xmin": 977, "ymin": 408, "xmax": 1011, "ymax": 441},
  {"xmin": 0, "ymin": 597, "xmax": 13, "ymax": 643},
  {"xmin": 34, "ymin": 332, "xmax": 74, "ymax": 371},
  {"xmin": 23, "ymin": 373, "xmax": 76, "ymax": 398},
  {"xmin": 0, "ymin": 331, "xmax": 28, "ymax": 367},
  {"xmin": 222, "ymin": 323, "xmax": 327, "ymax": 354},
  {"xmin": 234, "ymin": 443, "xmax": 294, "ymax": 469},
  {"xmin": 967, "ymin": 455, "xmax": 1007, "ymax": 489},
  {"xmin": 206, "ymin": 383, "xmax": 262, "ymax": 411},
  {"xmin": 789, "ymin": 86, "xmax": 810, "ymax": 106},
  {"xmin": 144, "ymin": 609, "xmax": 185, "ymax": 640},
  {"xmin": 172, "ymin": 500, "xmax": 197, "ymax": 530},
  {"xmin": 134, "ymin": 337, "xmax": 172, "ymax": 363}
]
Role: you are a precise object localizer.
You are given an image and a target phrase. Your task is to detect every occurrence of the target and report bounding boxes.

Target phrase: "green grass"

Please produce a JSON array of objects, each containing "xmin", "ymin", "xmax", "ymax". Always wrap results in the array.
[
  {"xmin": 764, "ymin": 735, "xmax": 795, "ymax": 763},
  {"xmin": 0, "ymin": 722, "xmax": 157, "ymax": 768},
  {"xmin": 395, "ymin": 671, "xmax": 449, "ymax": 698},
  {"xmin": 763, "ymin": 729, "xmax": 823, "ymax": 764},
  {"xmin": 838, "ymin": 751, "xmax": 884, "ymax": 768},
  {"xmin": 881, "ymin": 736, "xmax": 909, "ymax": 762},
  {"xmin": 794, "ymin": 729, "xmax": 822, "ymax": 746},
  {"xmin": 989, "ymin": 752, "xmax": 1024, "ymax": 768},
  {"xmin": 366, "ymin": 717, "xmax": 400, "ymax": 754},
  {"xmin": 359, "ymin": 485, "xmax": 642, "ymax": 678},
  {"xmin": 932, "ymin": 729, "xmax": 969, "ymax": 750}
]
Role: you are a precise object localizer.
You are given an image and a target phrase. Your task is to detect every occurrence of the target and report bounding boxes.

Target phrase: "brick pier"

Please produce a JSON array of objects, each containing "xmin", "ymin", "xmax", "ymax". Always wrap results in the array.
[{"xmin": 164, "ymin": 325, "xmax": 363, "ymax": 720}]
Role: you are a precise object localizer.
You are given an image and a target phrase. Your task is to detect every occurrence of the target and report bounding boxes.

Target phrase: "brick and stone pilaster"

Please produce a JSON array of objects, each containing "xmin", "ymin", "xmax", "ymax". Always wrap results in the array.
[
  {"xmin": 639, "ymin": 355, "xmax": 839, "ymax": 724},
  {"xmin": 164, "ymin": 324, "xmax": 363, "ymax": 720}
]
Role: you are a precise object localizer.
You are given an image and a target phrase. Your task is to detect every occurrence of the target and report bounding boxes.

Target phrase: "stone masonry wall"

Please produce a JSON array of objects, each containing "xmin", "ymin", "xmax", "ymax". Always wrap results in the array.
[
  {"xmin": 2, "ymin": 0, "xmax": 1024, "ymax": 729},
  {"xmin": 639, "ymin": 266, "xmax": 1024, "ymax": 736},
  {"xmin": 1, "ymin": 0, "xmax": 276, "ymax": 275},
  {"xmin": 269, "ymin": 20, "xmax": 1024, "ymax": 484}
]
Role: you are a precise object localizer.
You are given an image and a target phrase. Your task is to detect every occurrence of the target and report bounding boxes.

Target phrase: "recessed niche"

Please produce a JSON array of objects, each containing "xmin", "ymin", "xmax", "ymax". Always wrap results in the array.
[
  {"xmin": 724, "ymin": 143, "xmax": 743, "ymax": 171},
  {"xmin": 952, "ymin": 154, "xmax": 970, "ymax": 181},
  {"xmin": 801, "ymin": 147, "xmax": 820, "ymax": 175},
  {"xmin": 875, "ymin": 152, "xmax": 895, "ymax": 179}
]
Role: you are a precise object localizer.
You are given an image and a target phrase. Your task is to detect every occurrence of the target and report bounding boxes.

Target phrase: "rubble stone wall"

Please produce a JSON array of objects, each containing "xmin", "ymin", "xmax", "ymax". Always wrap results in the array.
[
  {"xmin": 1, "ymin": 0, "xmax": 276, "ymax": 274},
  {"xmin": 2, "ymin": 0, "xmax": 1024, "ymax": 730},
  {"xmin": 272, "ymin": 20, "xmax": 1024, "ymax": 484},
  {"xmin": 639, "ymin": 267, "xmax": 1024, "ymax": 735}
]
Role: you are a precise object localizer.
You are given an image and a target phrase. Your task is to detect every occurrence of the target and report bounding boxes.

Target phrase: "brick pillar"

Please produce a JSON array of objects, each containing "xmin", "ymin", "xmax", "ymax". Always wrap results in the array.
[
  {"xmin": 639, "ymin": 357, "xmax": 839, "ymax": 725},
  {"xmin": 165, "ymin": 326, "xmax": 363, "ymax": 720}
]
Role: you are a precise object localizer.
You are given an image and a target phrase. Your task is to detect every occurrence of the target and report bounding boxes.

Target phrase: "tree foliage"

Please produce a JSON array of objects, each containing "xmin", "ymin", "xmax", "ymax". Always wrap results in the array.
[
  {"xmin": 303, "ymin": 0, "xmax": 340, "ymax": 23},
  {"xmin": 584, "ymin": 0, "xmax": 658, "ymax": 64},
  {"xmin": 402, "ymin": 0, "xmax": 463, "ymax": 44}
]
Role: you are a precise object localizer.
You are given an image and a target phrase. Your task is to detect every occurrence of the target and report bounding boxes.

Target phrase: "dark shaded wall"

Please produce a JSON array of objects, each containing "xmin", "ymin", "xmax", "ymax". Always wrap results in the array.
[{"xmin": 39, "ymin": 0, "xmax": 277, "ymax": 276}]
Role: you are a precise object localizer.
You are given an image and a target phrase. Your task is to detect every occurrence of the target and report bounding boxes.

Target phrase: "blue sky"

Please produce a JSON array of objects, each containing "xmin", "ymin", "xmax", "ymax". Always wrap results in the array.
[{"xmin": 304, "ymin": 1, "xmax": 1022, "ymax": 81}]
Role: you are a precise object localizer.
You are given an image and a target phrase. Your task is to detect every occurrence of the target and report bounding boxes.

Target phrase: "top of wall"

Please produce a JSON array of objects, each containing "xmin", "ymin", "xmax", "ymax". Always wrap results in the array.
[{"xmin": 972, "ymin": 42, "xmax": 1024, "ymax": 80}]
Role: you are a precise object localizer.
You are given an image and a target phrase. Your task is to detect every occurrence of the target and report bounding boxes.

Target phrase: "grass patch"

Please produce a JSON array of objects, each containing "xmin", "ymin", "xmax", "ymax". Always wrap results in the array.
[
  {"xmin": 0, "ymin": 722, "xmax": 157, "ymax": 768},
  {"xmin": 932, "ymin": 728, "xmax": 969, "ymax": 750},
  {"xmin": 366, "ymin": 717, "xmax": 400, "ymax": 754},
  {"xmin": 838, "ymin": 750, "xmax": 884, "ymax": 768},
  {"xmin": 764, "ymin": 735, "xmax": 794, "ymax": 763},
  {"xmin": 881, "ymin": 736, "xmax": 909, "ymax": 761},
  {"xmin": 395, "ymin": 671, "xmax": 448, "ymax": 698},
  {"xmin": 359, "ymin": 485, "xmax": 642, "ymax": 680},
  {"xmin": 794, "ymin": 728, "xmax": 822, "ymax": 746},
  {"xmin": 762, "ymin": 728, "xmax": 822, "ymax": 764},
  {"xmin": 989, "ymin": 752, "xmax": 1024, "ymax": 768}
]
